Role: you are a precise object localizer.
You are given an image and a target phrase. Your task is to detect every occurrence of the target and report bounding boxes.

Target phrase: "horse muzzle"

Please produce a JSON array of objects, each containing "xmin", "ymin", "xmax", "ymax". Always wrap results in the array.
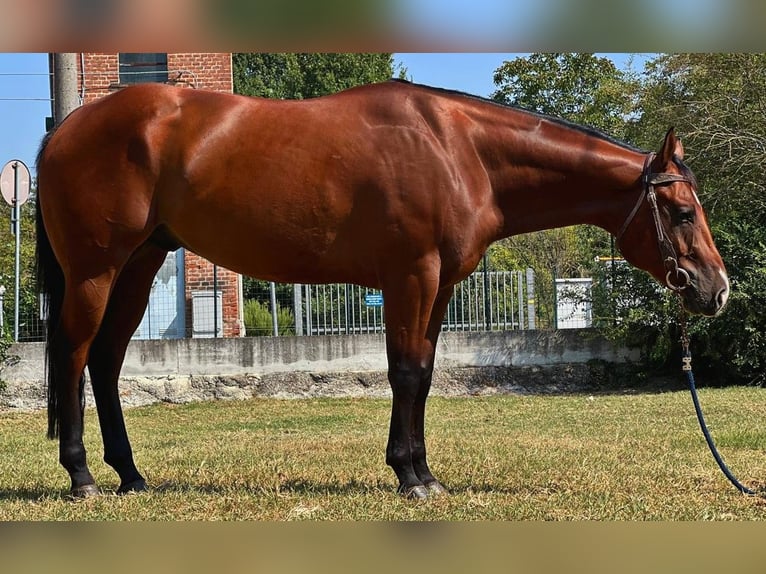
[{"xmin": 677, "ymin": 267, "xmax": 730, "ymax": 317}]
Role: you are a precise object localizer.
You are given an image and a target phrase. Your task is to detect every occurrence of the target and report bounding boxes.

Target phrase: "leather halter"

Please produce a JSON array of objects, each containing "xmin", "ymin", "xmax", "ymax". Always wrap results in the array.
[{"xmin": 617, "ymin": 152, "xmax": 694, "ymax": 291}]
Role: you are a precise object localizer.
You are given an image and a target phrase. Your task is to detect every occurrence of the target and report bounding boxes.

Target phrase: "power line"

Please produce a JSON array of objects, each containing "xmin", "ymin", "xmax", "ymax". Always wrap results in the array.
[{"xmin": 0, "ymin": 72, "xmax": 52, "ymax": 77}]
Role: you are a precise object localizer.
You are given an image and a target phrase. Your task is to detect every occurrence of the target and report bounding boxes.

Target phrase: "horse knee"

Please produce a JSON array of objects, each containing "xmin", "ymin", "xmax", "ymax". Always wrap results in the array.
[
  {"xmin": 386, "ymin": 445, "xmax": 409, "ymax": 470},
  {"xmin": 388, "ymin": 364, "xmax": 424, "ymax": 396}
]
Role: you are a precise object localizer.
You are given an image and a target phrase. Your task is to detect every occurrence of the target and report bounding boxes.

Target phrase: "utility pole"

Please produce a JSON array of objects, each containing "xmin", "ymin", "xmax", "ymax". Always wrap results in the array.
[{"xmin": 52, "ymin": 53, "xmax": 79, "ymax": 125}]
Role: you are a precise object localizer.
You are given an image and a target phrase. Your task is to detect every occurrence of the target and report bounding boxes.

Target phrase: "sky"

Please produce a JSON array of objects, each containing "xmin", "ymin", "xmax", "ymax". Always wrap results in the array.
[
  {"xmin": 0, "ymin": 53, "xmax": 649, "ymax": 182},
  {"xmin": 0, "ymin": 53, "xmax": 50, "ymax": 182}
]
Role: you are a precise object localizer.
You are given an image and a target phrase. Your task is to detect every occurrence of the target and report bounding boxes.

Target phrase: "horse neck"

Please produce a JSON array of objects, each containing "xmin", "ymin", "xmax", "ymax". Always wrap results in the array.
[{"xmin": 476, "ymin": 115, "xmax": 646, "ymax": 242}]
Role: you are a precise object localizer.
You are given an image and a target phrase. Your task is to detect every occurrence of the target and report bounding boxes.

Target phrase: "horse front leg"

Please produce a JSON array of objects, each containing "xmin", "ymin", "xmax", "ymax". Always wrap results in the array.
[
  {"xmin": 382, "ymin": 266, "xmax": 446, "ymax": 499},
  {"xmin": 387, "ymin": 351, "xmax": 450, "ymax": 498},
  {"xmin": 386, "ymin": 362, "xmax": 430, "ymax": 499},
  {"xmin": 410, "ymin": 285, "xmax": 453, "ymax": 496}
]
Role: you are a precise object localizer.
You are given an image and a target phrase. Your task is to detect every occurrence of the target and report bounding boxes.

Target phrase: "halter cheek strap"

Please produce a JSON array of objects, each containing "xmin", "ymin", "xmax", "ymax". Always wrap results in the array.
[
  {"xmin": 616, "ymin": 153, "xmax": 655, "ymax": 240},
  {"xmin": 617, "ymin": 152, "xmax": 694, "ymax": 292}
]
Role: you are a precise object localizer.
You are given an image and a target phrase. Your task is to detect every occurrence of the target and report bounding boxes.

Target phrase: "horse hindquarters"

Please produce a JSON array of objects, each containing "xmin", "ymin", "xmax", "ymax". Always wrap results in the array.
[{"xmin": 37, "ymin": 183, "xmax": 158, "ymax": 495}]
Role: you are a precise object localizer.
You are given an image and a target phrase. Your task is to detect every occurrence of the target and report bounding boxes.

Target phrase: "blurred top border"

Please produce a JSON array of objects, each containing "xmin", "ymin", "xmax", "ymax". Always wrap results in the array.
[{"xmin": 2, "ymin": 0, "xmax": 766, "ymax": 52}]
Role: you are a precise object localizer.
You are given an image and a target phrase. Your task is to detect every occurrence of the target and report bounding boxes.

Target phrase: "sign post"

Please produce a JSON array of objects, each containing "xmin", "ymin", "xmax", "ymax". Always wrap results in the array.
[{"xmin": 1, "ymin": 159, "xmax": 31, "ymax": 341}]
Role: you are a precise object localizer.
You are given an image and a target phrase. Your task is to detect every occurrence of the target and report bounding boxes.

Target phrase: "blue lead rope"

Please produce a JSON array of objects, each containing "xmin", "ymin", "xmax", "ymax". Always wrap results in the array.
[
  {"xmin": 675, "ymin": 292, "xmax": 761, "ymax": 497},
  {"xmin": 684, "ymin": 350, "xmax": 757, "ymax": 496}
]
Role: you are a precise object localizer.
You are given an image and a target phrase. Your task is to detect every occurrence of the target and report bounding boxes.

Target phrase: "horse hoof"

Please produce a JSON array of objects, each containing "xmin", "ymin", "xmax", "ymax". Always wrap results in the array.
[
  {"xmin": 398, "ymin": 485, "xmax": 430, "ymax": 500},
  {"xmin": 117, "ymin": 479, "xmax": 148, "ymax": 495},
  {"xmin": 425, "ymin": 481, "xmax": 449, "ymax": 497},
  {"xmin": 69, "ymin": 484, "xmax": 100, "ymax": 499}
]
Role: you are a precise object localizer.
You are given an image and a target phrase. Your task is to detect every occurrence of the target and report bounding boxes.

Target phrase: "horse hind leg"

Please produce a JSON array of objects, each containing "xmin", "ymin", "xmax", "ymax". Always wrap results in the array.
[
  {"xmin": 52, "ymin": 270, "xmax": 117, "ymax": 497},
  {"xmin": 87, "ymin": 242, "xmax": 168, "ymax": 494}
]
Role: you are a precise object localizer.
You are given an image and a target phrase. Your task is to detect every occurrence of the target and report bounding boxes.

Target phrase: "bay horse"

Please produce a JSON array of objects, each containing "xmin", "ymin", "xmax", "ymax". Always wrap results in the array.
[{"xmin": 35, "ymin": 79, "xmax": 729, "ymax": 499}]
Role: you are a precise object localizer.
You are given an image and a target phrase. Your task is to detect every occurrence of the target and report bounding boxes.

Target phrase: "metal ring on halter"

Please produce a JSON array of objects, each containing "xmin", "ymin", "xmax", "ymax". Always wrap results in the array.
[{"xmin": 666, "ymin": 267, "xmax": 691, "ymax": 291}]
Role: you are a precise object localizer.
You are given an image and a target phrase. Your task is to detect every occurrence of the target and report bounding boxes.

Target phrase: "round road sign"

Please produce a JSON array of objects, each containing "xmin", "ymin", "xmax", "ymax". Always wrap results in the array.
[{"xmin": 0, "ymin": 159, "xmax": 31, "ymax": 207}]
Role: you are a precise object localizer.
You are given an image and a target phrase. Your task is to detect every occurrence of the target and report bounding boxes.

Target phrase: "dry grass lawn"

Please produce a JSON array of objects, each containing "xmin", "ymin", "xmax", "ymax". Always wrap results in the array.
[{"xmin": 1, "ymin": 387, "xmax": 766, "ymax": 520}]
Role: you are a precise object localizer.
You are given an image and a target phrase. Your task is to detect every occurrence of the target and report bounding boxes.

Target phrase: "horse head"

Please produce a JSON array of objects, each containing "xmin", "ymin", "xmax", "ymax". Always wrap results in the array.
[{"xmin": 617, "ymin": 128, "xmax": 729, "ymax": 317}]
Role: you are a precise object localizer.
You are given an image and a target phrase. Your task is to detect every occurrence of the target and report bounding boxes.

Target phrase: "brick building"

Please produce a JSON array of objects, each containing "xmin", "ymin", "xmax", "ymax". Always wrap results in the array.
[{"xmin": 74, "ymin": 53, "xmax": 244, "ymax": 338}]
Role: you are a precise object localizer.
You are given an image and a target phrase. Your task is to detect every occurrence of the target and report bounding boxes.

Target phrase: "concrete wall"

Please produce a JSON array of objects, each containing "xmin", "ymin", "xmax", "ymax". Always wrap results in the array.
[{"xmin": 1, "ymin": 330, "xmax": 639, "ymax": 410}]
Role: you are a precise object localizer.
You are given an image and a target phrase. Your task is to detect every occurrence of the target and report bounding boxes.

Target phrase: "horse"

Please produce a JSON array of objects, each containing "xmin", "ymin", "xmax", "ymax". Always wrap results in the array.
[{"xmin": 35, "ymin": 79, "xmax": 729, "ymax": 499}]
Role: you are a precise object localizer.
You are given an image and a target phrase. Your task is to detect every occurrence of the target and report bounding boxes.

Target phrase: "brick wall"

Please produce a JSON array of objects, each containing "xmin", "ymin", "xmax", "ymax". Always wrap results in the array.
[
  {"xmin": 78, "ymin": 52, "xmax": 234, "ymax": 100},
  {"xmin": 79, "ymin": 53, "xmax": 243, "ymax": 337},
  {"xmin": 167, "ymin": 53, "xmax": 233, "ymax": 92},
  {"xmin": 78, "ymin": 53, "xmax": 117, "ymax": 102}
]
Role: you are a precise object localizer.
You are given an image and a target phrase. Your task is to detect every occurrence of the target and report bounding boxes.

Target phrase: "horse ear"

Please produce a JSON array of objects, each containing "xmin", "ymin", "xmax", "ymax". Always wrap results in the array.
[{"xmin": 659, "ymin": 127, "xmax": 684, "ymax": 164}]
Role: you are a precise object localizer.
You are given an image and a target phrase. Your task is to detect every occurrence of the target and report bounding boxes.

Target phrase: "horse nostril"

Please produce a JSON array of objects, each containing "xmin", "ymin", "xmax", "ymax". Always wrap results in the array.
[
  {"xmin": 714, "ymin": 269, "xmax": 731, "ymax": 313},
  {"xmin": 716, "ymin": 286, "xmax": 729, "ymax": 310}
]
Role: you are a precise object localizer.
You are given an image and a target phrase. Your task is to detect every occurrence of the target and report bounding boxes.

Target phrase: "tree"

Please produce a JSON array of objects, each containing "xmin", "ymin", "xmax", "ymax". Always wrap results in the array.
[
  {"xmin": 635, "ymin": 54, "xmax": 766, "ymax": 218},
  {"xmin": 490, "ymin": 54, "xmax": 639, "ymax": 327},
  {"xmin": 0, "ymin": 191, "xmax": 38, "ymax": 340},
  {"xmin": 621, "ymin": 54, "xmax": 766, "ymax": 384},
  {"xmin": 233, "ymin": 53, "xmax": 403, "ymax": 99},
  {"xmin": 492, "ymin": 53, "xmax": 638, "ymax": 136}
]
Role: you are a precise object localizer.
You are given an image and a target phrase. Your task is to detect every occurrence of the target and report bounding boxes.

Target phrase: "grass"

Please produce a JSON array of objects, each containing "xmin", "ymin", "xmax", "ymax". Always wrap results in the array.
[{"xmin": 1, "ymin": 388, "xmax": 766, "ymax": 520}]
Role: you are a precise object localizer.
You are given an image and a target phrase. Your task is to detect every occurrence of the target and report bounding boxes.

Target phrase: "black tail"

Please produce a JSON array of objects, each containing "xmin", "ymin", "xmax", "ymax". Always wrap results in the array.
[{"xmin": 36, "ymin": 129, "xmax": 66, "ymax": 439}]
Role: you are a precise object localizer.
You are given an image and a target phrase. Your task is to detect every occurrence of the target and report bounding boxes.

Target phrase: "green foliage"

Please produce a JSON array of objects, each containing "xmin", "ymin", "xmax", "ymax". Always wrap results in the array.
[
  {"xmin": 0, "ymin": 334, "xmax": 10, "ymax": 392},
  {"xmin": 633, "ymin": 54, "xmax": 766, "ymax": 211},
  {"xmin": 242, "ymin": 277, "xmax": 293, "ymax": 305},
  {"xmin": 0, "ymin": 193, "xmax": 38, "ymax": 341},
  {"xmin": 590, "ymin": 260, "xmax": 679, "ymax": 368},
  {"xmin": 233, "ymin": 53, "xmax": 403, "ymax": 99},
  {"xmin": 491, "ymin": 53, "xmax": 639, "ymax": 136},
  {"xmin": 243, "ymin": 299, "xmax": 294, "ymax": 337},
  {"xmin": 611, "ymin": 54, "xmax": 766, "ymax": 383},
  {"xmin": 685, "ymin": 219, "xmax": 766, "ymax": 385}
]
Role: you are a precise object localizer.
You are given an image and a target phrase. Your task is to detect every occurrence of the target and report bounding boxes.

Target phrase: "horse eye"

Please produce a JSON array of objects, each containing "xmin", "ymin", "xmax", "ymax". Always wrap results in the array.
[{"xmin": 676, "ymin": 207, "xmax": 696, "ymax": 225}]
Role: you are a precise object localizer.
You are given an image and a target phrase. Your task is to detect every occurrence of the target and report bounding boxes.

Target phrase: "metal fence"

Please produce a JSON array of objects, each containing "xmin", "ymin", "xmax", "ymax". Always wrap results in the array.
[
  {"xmin": 301, "ymin": 283, "xmax": 384, "ymax": 335},
  {"xmin": 289, "ymin": 268, "xmax": 535, "ymax": 336},
  {"xmin": 444, "ymin": 269, "xmax": 536, "ymax": 332},
  {"xmin": 2, "ymin": 290, "xmax": 44, "ymax": 342},
  {"xmin": 6, "ymin": 268, "xmax": 537, "ymax": 342}
]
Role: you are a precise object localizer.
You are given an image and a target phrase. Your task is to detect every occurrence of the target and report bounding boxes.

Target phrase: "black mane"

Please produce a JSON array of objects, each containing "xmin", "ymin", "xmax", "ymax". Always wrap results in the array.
[{"xmin": 388, "ymin": 78, "xmax": 644, "ymax": 154}]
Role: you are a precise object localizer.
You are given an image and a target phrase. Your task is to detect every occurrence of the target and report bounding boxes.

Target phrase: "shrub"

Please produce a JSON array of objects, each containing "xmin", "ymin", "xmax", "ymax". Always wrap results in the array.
[
  {"xmin": 243, "ymin": 299, "xmax": 294, "ymax": 337},
  {"xmin": 0, "ymin": 335, "xmax": 12, "ymax": 393},
  {"xmin": 590, "ymin": 216, "xmax": 766, "ymax": 386}
]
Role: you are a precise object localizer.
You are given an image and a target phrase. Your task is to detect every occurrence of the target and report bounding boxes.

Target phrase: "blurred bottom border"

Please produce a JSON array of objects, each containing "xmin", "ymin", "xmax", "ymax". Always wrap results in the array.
[{"xmin": 2, "ymin": 522, "xmax": 765, "ymax": 574}]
